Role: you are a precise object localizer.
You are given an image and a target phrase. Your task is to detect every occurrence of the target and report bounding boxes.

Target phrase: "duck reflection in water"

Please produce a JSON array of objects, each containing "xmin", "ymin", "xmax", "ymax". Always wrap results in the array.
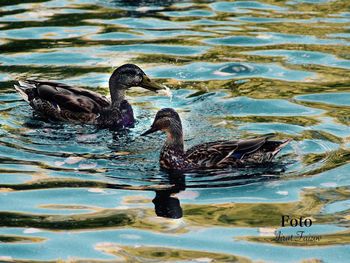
[
  {"xmin": 151, "ymin": 164, "xmax": 290, "ymax": 219},
  {"xmin": 152, "ymin": 172, "xmax": 186, "ymax": 219}
]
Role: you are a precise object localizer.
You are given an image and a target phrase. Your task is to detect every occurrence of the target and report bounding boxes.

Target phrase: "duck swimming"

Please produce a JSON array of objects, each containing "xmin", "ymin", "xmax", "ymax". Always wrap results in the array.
[
  {"xmin": 14, "ymin": 64, "xmax": 166, "ymax": 130},
  {"xmin": 142, "ymin": 108, "xmax": 291, "ymax": 171}
]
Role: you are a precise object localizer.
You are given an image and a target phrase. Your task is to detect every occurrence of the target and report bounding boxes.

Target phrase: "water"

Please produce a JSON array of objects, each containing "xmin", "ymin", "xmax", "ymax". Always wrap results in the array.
[{"xmin": 0, "ymin": 0, "xmax": 349, "ymax": 262}]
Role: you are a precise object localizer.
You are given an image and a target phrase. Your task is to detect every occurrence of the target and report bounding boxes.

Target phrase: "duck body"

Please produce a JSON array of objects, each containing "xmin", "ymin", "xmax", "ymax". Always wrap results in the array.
[
  {"xmin": 160, "ymin": 136, "xmax": 291, "ymax": 170},
  {"xmin": 14, "ymin": 64, "xmax": 165, "ymax": 130},
  {"xmin": 15, "ymin": 80, "xmax": 135, "ymax": 129},
  {"xmin": 142, "ymin": 108, "xmax": 291, "ymax": 171}
]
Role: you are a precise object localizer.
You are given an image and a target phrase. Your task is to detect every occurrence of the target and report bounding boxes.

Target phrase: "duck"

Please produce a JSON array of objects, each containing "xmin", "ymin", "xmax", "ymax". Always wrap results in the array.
[
  {"xmin": 142, "ymin": 108, "xmax": 291, "ymax": 171},
  {"xmin": 14, "ymin": 64, "xmax": 166, "ymax": 130}
]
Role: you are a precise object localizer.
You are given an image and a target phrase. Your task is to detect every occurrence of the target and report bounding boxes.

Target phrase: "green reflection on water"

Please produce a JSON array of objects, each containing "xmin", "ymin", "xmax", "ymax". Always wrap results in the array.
[{"xmin": 0, "ymin": 0, "xmax": 350, "ymax": 261}]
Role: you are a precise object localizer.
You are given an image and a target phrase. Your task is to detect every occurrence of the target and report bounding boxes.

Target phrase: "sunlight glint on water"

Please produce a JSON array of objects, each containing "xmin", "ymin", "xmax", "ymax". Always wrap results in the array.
[{"xmin": 0, "ymin": 0, "xmax": 349, "ymax": 262}]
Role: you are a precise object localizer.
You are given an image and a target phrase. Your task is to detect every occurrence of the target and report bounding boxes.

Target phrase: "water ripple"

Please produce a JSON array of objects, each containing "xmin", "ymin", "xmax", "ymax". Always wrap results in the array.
[{"xmin": 1, "ymin": 0, "xmax": 350, "ymax": 261}]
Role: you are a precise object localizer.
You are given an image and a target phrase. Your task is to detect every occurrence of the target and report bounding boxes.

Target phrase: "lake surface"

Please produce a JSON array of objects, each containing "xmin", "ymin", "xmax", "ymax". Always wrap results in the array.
[{"xmin": 0, "ymin": 0, "xmax": 349, "ymax": 262}]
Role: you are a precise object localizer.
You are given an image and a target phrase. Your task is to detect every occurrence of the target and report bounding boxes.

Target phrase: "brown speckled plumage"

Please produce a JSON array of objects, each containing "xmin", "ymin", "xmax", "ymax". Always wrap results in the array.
[
  {"xmin": 143, "ymin": 108, "xmax": 291, "ymax": 171},
  {"xmin": 14, "ymin": 64, "xmax": 165, "ymax": 130}
]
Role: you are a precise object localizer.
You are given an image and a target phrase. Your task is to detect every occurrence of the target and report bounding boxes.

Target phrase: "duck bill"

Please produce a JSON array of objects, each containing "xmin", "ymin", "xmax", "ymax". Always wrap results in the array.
[
  {"xmin": 141, "ymin": 126, "xmax": 158, "ymax": 136},
  {"xmin": 141, "ymin": 75, "xmax": 166, "ymax": 92}
]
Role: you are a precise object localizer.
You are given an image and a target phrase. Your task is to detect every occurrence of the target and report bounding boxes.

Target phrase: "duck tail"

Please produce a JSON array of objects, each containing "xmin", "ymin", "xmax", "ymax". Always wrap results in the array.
[
  {"xmin": 271, "ymin": 138, "xmax": 292, "ymax": 158},
  {"xmin": 14, "ymin": 80, "xmax": 37, "ymax": 102},
  {"xmin": 14, "ymin": 84, "xmax": 29, "ymax": 102}
]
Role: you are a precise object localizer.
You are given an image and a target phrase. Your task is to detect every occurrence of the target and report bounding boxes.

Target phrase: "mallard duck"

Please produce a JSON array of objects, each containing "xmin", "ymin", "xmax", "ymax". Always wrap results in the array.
[
  {"xmin": 142, "ymin": 108, "xmax": 291, "ymax": 171},
  {"xmin": 14, "ymin": 64, "xmax": 166, "ymax": 129}
]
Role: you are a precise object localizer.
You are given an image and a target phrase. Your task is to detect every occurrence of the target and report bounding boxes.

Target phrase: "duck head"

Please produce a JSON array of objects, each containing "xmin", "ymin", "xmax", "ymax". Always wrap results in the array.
[
  {"xmin": 141, "ymin": 108, "xmax": 182, "ymax": 136},
  {"xmin": 109, "ymin": 64, "xmax": 166, "ymax": 107},
  {"xmin": 109, "ymin": 64, "xmax": 165, "ymax": 92}
]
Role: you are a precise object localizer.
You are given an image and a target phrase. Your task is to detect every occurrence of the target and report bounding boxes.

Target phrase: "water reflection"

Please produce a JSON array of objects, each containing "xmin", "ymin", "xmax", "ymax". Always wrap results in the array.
[
  {"xmin": 152, "ymin": 166, "xmax": 289, "ymax": 219},
  {"xmin": 102, "ymin": 0, "xmax": 182, "ymax": 9},
  {"xmin": 1, "ymin": 0, "xmax": 350, "ymax": 261},
  {"xmin": 153, "ymin": 172, "xmax": 185, "ymax": 219}
]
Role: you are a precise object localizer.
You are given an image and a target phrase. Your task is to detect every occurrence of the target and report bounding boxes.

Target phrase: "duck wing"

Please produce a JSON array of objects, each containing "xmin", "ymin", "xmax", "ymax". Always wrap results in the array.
[
  {"xmin": 231, "ymin": 136, "xmax": 272, "ymax": 159},
  {"xmin": 185, "ymin": 140, "xmax": 239, "ymax": 168},
  {"xmin": 15, "ymin": 80, "xmax": 110, "ymax": 114},
  {"xmin": 185, "ymin": 135, "xmax": 283, "ymax": 168}
]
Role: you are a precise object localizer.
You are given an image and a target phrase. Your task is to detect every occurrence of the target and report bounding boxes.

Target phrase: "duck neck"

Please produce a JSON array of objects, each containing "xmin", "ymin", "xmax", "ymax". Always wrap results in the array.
[
  {"xmin": 109, "ymin": 75, "xmax": 126, "ymax": 108},
  {"xmin": 110, "ymin": 88, "xmax": 126, "ymax": 108},
  {"xmin": 164, "ymin": 123, "xmax": 184, "ymax": 155}
]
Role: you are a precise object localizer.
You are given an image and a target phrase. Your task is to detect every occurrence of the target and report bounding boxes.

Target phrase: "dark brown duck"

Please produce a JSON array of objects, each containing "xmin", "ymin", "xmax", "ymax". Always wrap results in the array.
[
  {"xmin": 14, "ymin": 64, "xmax": 166, "ymax": 130},
  {"xmin": 142, "ymin": 108, "xmax": 291, "ymax": 171}
]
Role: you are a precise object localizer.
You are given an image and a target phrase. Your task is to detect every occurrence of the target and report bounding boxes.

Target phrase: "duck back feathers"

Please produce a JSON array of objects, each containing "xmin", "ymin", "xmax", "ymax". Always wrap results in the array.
[
  {"xmin": 183, "ymin": 136, "xmax": 291, "ymax": 169},
  {"xmin": 15, "ymin": 80, "xmax": 134, "ymax": 129}
]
